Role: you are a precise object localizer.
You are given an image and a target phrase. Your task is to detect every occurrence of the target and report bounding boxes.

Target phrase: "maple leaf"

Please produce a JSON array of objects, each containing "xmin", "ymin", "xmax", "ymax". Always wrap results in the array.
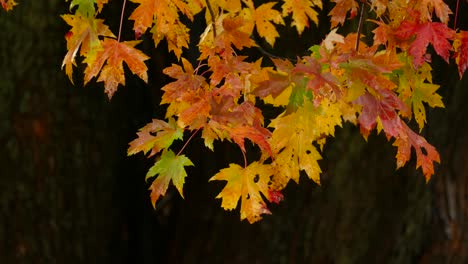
[
  {"xmin": 329, "ymin": 0, "xmax": 358, "ymax": 28},
  {"xmin": 84, "ymin": 39, "xmax": 149, "ymax": 99},
  {"xmin": 415, "ymin": 0, "xmax": 452, "ymax": 24},
  {"xmin": 61, "ymin": 14, "xmax": 115, "ymax": 82},
  {"xmin": 128, "ymin": 118, "xmax": 184, "ymax": 157},
  {"xmin": 161, "ymin": 61, "xmax": 208, "ymax": 120},
  {"xmin": 294, "ymin": 56, "xmax": 341, "ymax": 101},
  {"xmin": 410, "ymin": 81, "xmax": 444, "ymax": 130},
  {"xmin": 146, "ymin": 150, "xmax": 194, "ymax": 207},
  {"xmin": 393, "ymin": 120, "xmax": 440, "ymax": 181},
  {"xmin": 227, "ymin": 123, "xmax": 272, "ymax": 157},
  {"xmin": 250, "ymin": 2, "xmax": 285, "ymax": 46},
  {"xmin": 282, "ymin": 0, "xmax": 321, "ymax": 34},
  {"xmin": 201, "ymin": 120, "xmax": 233, "ymax": 150},
  {"xmin": 210, "ymin": 162, "xmax": 278, "ymax": 223},
  {"xmin": 219, "ymin": 16, "xmax": 257, "ymax": 50},
  {"xmin": 397, "ymin": 61, "xmax": 444, "ymax": 131},
  {"xmin": 129, "ymin": 0, "xmax": 192, "ymax": 57},
  {"xmin": 269, "ymin": 100, "xmax": 342, "ymax": 188},
  {"xmin": 254, "ymin": 71, "xmax": 291, "ymax": 99},
  {"xmin": 0, "ymin": 0, "xmax": 16, "ymax": 11},
  {"xmin": 395, "ymin": 21, "xmax": 455, "ymax": 68},
  {"xmin": 453, "ymin": 30, "xmax": 468, "ymax": 78},
  {"xmin": 355, "ymin": 90, "xmax": 408, "ymax": 138},
  {"xmin": 129, "ymin": 0, "xmax": 159, "ymax": 37}
]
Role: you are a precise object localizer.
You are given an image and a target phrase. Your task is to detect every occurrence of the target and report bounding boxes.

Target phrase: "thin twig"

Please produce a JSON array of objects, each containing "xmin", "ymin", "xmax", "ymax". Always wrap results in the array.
[
  {"xmin": 118, "ymin": 0, "xmax": 127, "ymax": 42},
  {"xmin": 205, "ymin": 0, "xmax": 217, "ymax": 38},
  {"xmin": 177, "ymin": 128, "xmax": 201, "ymax": 156},
  {"xmin": 355, "ymin": 0, "xmax": 366, "ymax": 51},
  {"xmin": 454, "ymin": 0, "xmax": 460, "ymax": 30}
]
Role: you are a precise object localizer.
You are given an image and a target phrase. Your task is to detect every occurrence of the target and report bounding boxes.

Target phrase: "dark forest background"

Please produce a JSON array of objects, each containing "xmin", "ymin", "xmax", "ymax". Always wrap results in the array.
[{"xmin": 1, "ymin": 1, "xmax": 467, "ymax": 263}]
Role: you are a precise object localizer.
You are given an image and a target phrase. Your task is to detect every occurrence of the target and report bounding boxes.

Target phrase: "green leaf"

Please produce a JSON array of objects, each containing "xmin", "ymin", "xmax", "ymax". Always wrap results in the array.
[
  {"xmin": 69, "ymin": 0, "xmax": 96, "ymax": 17},
  {"xmin": 146, "ymin": 150, "xmax": 194, "ymax": 207}
]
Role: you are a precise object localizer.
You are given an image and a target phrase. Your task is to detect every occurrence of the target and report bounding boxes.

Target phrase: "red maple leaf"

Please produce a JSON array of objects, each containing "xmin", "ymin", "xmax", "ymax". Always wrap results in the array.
[
  {"xmin": 453, "ymin": 30, "xmax": 468, "ymax": 78},
  {"xmin": 395, "ymin": 21, "xmax": 455, "ymax": 68},
  {"xmin": 355, "ymin": 89, "xmax": 408, "ymax": 138}
]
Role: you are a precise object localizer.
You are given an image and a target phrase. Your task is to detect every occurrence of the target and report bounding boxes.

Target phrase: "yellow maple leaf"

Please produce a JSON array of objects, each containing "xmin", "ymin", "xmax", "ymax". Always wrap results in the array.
[
  {"xmin": 210, "ymin": 162, "xmax": 275, "ymax": 223},
  {"xmin": 269, "ymin": 99, "xmax": 342, "ymax": 188},
  {"xmin": 282, "ymin": 0, "xmax": 322, "ymax": 34},
  {"xmin": 397, "ymin": 60, "xmax": 444, "ymax": 131},
  {"xmin": 243, "ymin": 2, "xmax": 285, "ymax": 46},
  {"xmin": 61, "ymin": 14, "xmax": 115, "ymax": 82}
]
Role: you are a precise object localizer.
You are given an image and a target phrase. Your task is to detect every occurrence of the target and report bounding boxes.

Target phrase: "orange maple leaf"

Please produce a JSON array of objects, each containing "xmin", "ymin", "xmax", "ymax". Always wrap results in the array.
[
  {"xmin": 329, "ymin": 0, "xmax": 358, "ymax": 28},
  {"xmin": 129, "ymin": 0, "xmax": 192, "ymax": 57},
  {"xmin": 84, "ymin": 39, "xmax": 149, "ymax": 99},
  {"xmin": 393, "ymin": 120, "xmax": 440, "ymax": 181},
  {"xmin": 414, "ymin": 0, "xmax": 452, "ymax": 24},
  {"xmin": 61, "ymin": 14, "xmax": 115, "ymax": 82}
]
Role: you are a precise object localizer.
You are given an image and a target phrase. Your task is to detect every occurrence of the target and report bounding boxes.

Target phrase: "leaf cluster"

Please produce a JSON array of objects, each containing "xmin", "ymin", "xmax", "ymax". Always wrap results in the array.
[{"xmin": 4, "ymin": 0, "xmax": 466, "ymax": 223}]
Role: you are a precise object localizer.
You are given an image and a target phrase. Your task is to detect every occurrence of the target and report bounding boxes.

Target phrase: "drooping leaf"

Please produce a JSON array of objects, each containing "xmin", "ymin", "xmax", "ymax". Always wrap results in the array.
[
  {"xmin": 129, "ymin": 0, "xmax": 192, "ymax": 57},
  {"xmin": 329, "ymin": 0, "xmax": 358, "ymax": 28},
  {"xmin": 128, "ymin": 118, "xmax": 184, "ymax": 157},
  {"xmin": 61, "ymin": 14, "xmax": 115, "ymax": 82},
  {"xmin": 282, "ymin": 0, "xmax": 322, "ymax": 34},
  {"xmin": 161, "ymin": 58, "xmax": 208, "ymax": 119},
  {"xmin": 395, "ymin": 21, "xmax": 455, "ymax": 68},
  {"xmin": 146, "ymin": 150, "xmax": 194, "ymax": 207},
  {"xmin": 453, "ymin": 30, "xmax": 468, "ymax": 78},
  {"xmin": 250, "ymin": 2, "xmax": 285, "ymax": 46},
  {"xmin": 355, "ymin": 89, "xmax": 408, "ymax": 138},
  {"xmin": 84, "ymin": 39, "xmax": 149, "ymax": 98},
  {"xmin": 414, "ymin": 0, "xmax": 452, "ymax": 24},
  {"xmin": 393, "ymin": 120, "xmax": 440, "ymax": 181},
  {"xmin": 397, "ymin": 61, "xmax": 444, "ymax": 131},
  {"xmin": 269, "ymin": 99, "xmax": 342, "ymax": 188},
  {"xmin": 210, "ymin": 162, "xmax": 279, "ymax": 223}
]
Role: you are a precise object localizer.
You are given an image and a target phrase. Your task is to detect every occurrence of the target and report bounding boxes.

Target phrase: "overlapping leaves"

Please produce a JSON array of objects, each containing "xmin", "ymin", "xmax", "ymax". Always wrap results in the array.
[{"xmin": 57, "ymin": 0, "xmax": 467, "ymax": 223}]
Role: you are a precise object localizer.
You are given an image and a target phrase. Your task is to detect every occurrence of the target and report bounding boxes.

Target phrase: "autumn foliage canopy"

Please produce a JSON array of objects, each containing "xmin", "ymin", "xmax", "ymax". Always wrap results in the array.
[{"xmin": 3, "ymin": 0, "xmax": 467, "ymax": 223}]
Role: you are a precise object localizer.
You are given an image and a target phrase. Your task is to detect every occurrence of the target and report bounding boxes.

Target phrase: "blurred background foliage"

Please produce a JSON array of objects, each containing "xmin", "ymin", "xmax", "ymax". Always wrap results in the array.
[{"xmin": 0, "ymin": 0, "xmax": 467, "ymax": 263}]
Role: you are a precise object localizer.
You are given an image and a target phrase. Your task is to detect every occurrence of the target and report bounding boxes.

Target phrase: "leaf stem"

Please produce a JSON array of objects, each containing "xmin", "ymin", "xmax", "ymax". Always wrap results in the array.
[
  {"xmin": 177, "ymin": 128, "xmax": 201, "ymax": 156},
  {"xmin": 205, "ymin": 0, "xmax": 217, "ymax": 38},
  {"xmin": 118, "ymin": 0, "xmax": 127, "ymax": 42},
  {"xmin": 355, "ymin": 0, "xmax": 366, "ymax": 51},
  {"xmin": 242, "ymin": 149, "xmax": 247, "ymax": 168}
]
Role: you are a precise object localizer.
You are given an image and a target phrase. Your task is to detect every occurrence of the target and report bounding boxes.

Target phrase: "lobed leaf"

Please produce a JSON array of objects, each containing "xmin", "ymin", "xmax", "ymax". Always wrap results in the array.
[
  {"xmin": 84, "ymin": 39, "xmax": 149, "ymax": 99},
  {"xmin": 210, "ymin": 162, "xmax": 278, "ymax": 223},
  {"xmin": 146, "ymin": 150, "xmax": 194, "ymax": 207}
]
